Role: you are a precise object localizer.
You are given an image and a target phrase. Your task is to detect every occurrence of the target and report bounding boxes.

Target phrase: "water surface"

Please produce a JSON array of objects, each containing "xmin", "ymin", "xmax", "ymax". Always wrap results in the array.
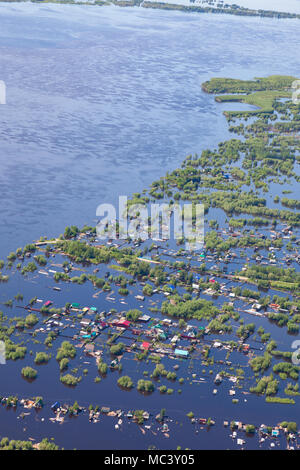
[{"xmin": 0, "ymin": 3, "xmax": 299, "ymax": 256}]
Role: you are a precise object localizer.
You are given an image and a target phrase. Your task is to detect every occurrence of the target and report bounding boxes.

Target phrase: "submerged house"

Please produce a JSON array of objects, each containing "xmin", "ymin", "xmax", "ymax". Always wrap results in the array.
[
  {"xmin": 139, "ymin": 314, "xmax": 150, "ymax": 322},
  {"xmin": 174, "ymin": 348, "xmax": 189, "ymax": 358},
  {"xmin": 80, "ymin": 319, "xmax": 91, "ymax": 328},
  {"xmin": 116, "ymin": 320, "xmax": 131, "ymax": 329},
  {"xmin": 71, "ymin": 302, "xmax": 80, "ymax": 309},
  {"xmin": 101, "ymin": 407, "xmax": 110, "ymax": 414},
  {"xmin": 214, "ymin": 373, "xmax": 222, "ymax": 385}
]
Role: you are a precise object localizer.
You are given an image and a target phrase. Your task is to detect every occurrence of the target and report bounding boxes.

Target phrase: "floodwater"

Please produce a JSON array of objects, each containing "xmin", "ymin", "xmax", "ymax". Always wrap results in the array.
[
  {"xmin": 0, "ymin": 3, "xmax": 299, "ymax": 256},
  {"xmin": 0, "ymin": 3, "xmax": 300, "ymax": 450},
  {"xmin": 1, "ymin": 247, "xmax": 300, "ymax": 450}
]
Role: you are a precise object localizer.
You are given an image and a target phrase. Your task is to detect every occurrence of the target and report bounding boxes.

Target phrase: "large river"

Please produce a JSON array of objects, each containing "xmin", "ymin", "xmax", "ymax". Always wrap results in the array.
[
  {"xmin": 0, "ymin": 2, "xmax": 299, "ymax": 257},
  {"xmin": 0, "ymin": 3, "xmax": 300, "ymax": 450}
]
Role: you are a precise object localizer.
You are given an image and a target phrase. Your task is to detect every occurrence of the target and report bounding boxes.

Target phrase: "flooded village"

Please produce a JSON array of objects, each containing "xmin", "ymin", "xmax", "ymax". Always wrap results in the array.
[{"xmin": 0, "ymin": 75, "xmax": 300, "ymax": 450}]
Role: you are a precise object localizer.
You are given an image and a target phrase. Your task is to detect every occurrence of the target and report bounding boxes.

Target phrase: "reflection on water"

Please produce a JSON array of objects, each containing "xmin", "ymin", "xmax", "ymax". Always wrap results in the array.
[
  {"xmin": 0, "ymin": 4, "xmax": 299, "ymax": 255},
  {"xmin": 0, "ymin": 4, "xmax": 300, "ymax": 449}
]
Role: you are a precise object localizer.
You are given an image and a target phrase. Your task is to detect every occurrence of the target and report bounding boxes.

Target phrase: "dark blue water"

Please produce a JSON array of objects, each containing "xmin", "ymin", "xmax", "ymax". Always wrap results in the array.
[
  {"xmin": 0, "ymin": 3, "xmax": 300, "ymax": 449},
  {"xmin": 0, "ymin": 3, "xmax": 299, "ymax": 257}
]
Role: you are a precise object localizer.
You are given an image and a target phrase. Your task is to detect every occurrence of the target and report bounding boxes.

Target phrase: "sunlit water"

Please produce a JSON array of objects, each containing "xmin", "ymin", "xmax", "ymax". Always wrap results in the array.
[
  {"xmin": 0, "ymin": 3, "xmax": 299, "ymax": 256},
  {"xmin": 0, "ymin": 4, "xmax": 299, "ymax": 449}
]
